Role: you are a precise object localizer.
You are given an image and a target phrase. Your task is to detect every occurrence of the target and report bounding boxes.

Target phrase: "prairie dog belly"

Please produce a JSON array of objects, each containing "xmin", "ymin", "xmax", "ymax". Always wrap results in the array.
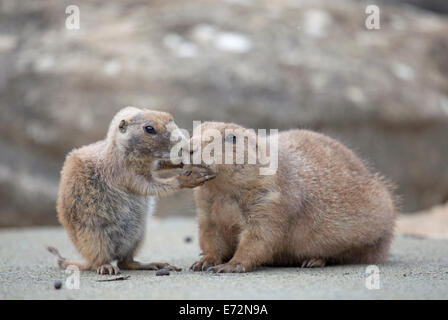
[
  {"xmin": 107, "ymin": 194, "xmax": 151, "ymax": 261},
  {"xmin": 206, "ymin": 193, "xmax": 244, "ymax": 253}
]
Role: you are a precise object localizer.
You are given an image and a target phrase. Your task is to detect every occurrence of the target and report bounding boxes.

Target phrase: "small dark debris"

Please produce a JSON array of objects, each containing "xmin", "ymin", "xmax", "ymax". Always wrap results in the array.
[
  {"xmin": 54, "ymin": 280, "xmax": 62, "ymax": 289},
  {"xmin": 96, "ymin": 275, "xmax": 131, "ymax": 282},
  {"xmin": 403, "ymin": 274, "xmax": 407, "ymax": 277},
  {"xmin": 343, "ymin": 272, "xmax": 350, "ymax": 275},
  {"xmin": 184, "ymin": 236, "xmax": 192, "ymax": 243},
  {"xmin": 156, "ymin": 269, "xmax": 170, "ymax": 276}
]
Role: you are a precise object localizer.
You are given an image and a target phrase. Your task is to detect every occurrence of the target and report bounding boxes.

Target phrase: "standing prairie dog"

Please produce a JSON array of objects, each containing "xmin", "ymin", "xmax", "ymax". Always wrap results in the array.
[
  {"xmin": 188, "ymin": 122, "xmax": 396, "ymax": 273},
  {"xmin": 49, "ymin": 107, "xmax": 214, "ymax": 275}
]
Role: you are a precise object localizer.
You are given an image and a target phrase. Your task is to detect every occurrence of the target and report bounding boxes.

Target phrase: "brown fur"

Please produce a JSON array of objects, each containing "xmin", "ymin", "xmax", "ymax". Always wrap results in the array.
[
  {"xmin": 189, "ymin": 122, "xmax": 397, "ymax": 273},
  {"xmin": 50, "ymin": 107, "xmax": 214, "ymax": 274}
]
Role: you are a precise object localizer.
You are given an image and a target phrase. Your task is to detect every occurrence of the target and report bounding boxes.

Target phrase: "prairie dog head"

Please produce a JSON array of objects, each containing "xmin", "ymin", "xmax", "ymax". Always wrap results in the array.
[
  {"xmin": 109, "ymin": 106, "xmax": 182, "ymax": 161},
  {"xmin": 187, "ymin": 122, "xmax": 261, "ymax": 176}
]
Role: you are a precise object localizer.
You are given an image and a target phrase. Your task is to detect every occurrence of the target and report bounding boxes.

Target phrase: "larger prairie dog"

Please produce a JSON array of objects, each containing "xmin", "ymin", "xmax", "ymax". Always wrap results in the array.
[
  {"xmin": 189, "ymin": 122, "xmax": 396, "ymax": 273},
  {"xmin": 49, "ymin": 107, "xmax": 214, "ymax": 275}
]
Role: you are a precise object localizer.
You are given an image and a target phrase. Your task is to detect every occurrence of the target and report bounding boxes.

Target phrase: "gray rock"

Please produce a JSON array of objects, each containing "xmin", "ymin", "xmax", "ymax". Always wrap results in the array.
[{"xmin": 1, "ymin": 0, "xmax": 448, "ymax": 226}]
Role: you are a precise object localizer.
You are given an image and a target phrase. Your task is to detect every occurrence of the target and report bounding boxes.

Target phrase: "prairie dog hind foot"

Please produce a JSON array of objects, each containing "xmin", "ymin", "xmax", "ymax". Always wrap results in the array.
[
  {"xmin": 301, "ymin": 258, "xmax": 326, "ymax": 268},
  {"xmin": 207, "ymin": 262, "xmax": 247, "ymax": 273},
  {"xmin": 118, "ymin": 259, "xmax": 181, "ymax": 271},
  {"xmin": 97, "ymin": 264, "xmax": 121, "ymax": 275}
]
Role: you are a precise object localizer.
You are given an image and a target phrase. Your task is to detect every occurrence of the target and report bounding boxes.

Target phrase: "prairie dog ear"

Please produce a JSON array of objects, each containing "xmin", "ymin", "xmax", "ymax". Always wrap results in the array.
[{"xmin": 118, "ymin": 119, "xmax": 128, "ymax": 133}]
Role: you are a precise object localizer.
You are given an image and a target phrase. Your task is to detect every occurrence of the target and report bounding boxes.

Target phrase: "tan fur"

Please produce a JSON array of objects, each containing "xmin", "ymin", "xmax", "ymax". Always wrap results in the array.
[
  {"xmin": 51, "ymin": 107, "xmax": 214, "ymax": 274},
  {"xmin": 189, "ymin": 122, "xmax": 397, "ymax": 273}
]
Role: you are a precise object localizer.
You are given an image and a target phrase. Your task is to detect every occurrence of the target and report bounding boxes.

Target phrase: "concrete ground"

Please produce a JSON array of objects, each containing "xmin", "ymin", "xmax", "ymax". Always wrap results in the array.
[{"xmin": 0, "ymin": 217, "xmax": 447, "ymax": 300}]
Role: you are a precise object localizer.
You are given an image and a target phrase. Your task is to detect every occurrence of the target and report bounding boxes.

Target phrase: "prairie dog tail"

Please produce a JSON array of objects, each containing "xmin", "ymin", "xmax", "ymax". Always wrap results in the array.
[
  {"xmin": 46, "ymin": 246, "xmax": 68, "ymax": 269},
  {"xmin": 46, "ymin": 246, "xmax": 91, "ymax": 271},
  {"xmin": 46, "ymin": 245, "xmax": 64, "ymax": 259}
]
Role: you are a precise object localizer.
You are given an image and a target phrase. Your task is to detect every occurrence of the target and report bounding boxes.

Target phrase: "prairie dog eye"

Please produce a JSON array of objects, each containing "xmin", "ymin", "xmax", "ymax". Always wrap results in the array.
[
  {"xmin": 118, "ymin": 119, "xmax": 128, "ymax": 133},
  {"xmin": 144, "ymin": 125, "xmax": 156, "ymax": 134},
  {"xmin": 225, "ymin": 134, "xmax": 237, "ymax": 144}
]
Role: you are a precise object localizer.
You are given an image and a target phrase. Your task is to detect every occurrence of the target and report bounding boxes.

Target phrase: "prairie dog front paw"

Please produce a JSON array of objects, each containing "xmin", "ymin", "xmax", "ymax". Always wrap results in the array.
[
  {"xmin": 177, "ymin": 167, "xmax": 215, "ymax": 188},
  {"xmin": 190, "ymin": 256, "xmax": 222, "ymax": 272}
]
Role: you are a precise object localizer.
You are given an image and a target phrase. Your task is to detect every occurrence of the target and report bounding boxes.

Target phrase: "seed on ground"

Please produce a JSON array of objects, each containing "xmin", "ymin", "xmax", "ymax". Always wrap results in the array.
[{"xmin": 54, "ymin": 280, "xmax": 62, "ymax": 289}]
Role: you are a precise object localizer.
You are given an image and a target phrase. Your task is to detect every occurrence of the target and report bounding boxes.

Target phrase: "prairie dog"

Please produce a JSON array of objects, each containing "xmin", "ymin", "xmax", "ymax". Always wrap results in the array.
[
  {"xmin": 49, "ymin": 107, "xmax": 214, "ymax": 275},
  {"xmin": 189, "ymin": 122, "xmax": 396, "ymax": 273}
]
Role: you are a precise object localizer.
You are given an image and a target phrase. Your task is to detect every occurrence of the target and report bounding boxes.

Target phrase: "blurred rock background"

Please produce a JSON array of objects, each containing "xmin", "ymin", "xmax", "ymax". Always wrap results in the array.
[{"xmin": 0, "ymin": 0, "xmax": 447, "ymax": 227}]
